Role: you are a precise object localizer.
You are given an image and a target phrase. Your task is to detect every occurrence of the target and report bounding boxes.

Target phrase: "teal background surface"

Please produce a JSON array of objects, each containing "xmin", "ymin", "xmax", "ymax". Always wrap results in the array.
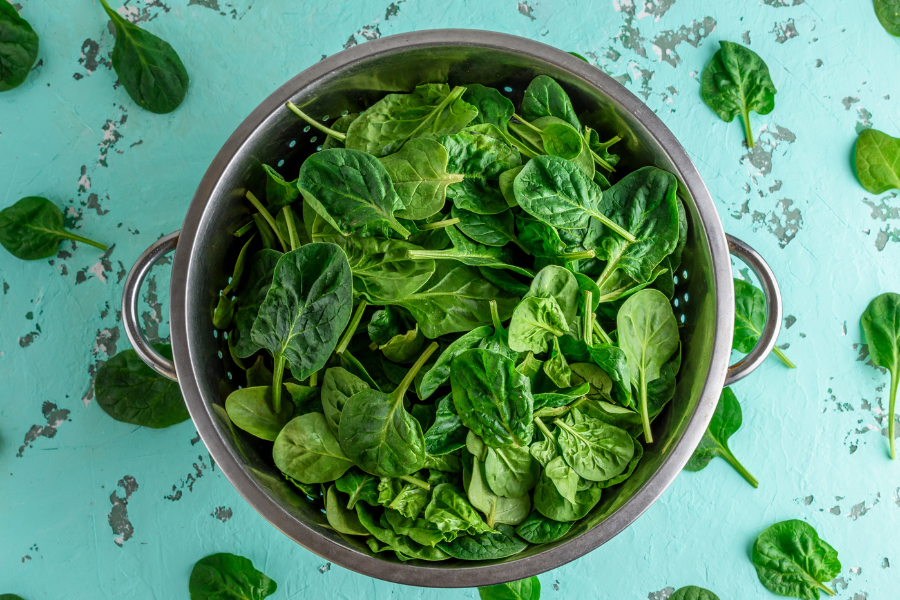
[{"xmin": 2, "ymin": 0, "xmax": 899, "ymax": 598}]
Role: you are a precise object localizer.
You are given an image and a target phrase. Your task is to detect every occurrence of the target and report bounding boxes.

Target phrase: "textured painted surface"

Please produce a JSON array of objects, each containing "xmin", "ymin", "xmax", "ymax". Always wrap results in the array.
[{"xmin": 1, "ymin": 0, "xmax": 899, "ymax": 598}]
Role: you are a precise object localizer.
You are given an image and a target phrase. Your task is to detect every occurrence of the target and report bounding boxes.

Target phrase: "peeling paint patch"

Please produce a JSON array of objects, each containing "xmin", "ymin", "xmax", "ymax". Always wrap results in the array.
[
  {"xmin": 741, "ymin": 125, "xmax": 796, "ymax": 176},
  {"xmin": 108, "ymin": 476, "xmax": 138, "ymax": 547},
  {"xmin": 847, "ymin": 494, "xmax": 880, "ymax": 520},
  {"xmin": 99, "ymin": 108, "xmax": 128, "ymax": 167},
  {"xmin": 742, "ymin": 30, "xmax": 751, "ymax": 44},
  {"xmin": 842, "ymin": 96, "xmax": 860, "ymax": 110},
  {"xmin": 211, "ymin": 506, "xmax": 232, "ymax": 522},
  {"xmin": 74, "ymin": 38, "xmax": 112, "ymax": 80},
  {"xmin": 343, "ymin": 0, "xmax": 406, "ymax": 49},
  {"xmin": 19, "ymin": 329, "xmax": 40, "ymax": 347},
  {"xmin": 637, "ymin": 0, "xmax": 676, "ymax": 21},
  {"xmin": 82, "ymin": 321, "xmax": 121, "ymax": 406},
  {"xmin": 856, "ymin": 108, "xmax": 873, "ymax": 134},
  {"xmin": 165, "ymin": 454, "xmax": 215, "ymax": 500},
  {"xmin": 188, "ymin": 0, "xmax": 254, "ymax": 19},
  {"xmin": 651, "ymin": 17, "xmax": 717, "ymax": 67},
  {"xmin": 614, "ymin": 1, "xmax": 648, "ymax": 58},
  {"xmin": 648, "ymin": 587, "xmax": 675, "ymax": 600},
  {"xmin": 117, "ymin": 0, "xmax": 170, "ymax": 24},
  {"xmin": 763, "ymin": 0, "xmax": 805, "ymax": 6},
  {"xmin": 747, "ymin": 198, "xmax": 803, "ymax": 248},
  {"xmin": 517, "ymin": 1, "xmax": 536, "ymax": 20},
  {"xmin": 318, "ymin": 562, "xmax": 332, "ymax": 573},
  {"xmin": 16, "ymin": 402, "xmax": 72, "ymax": 457},
  {"xmin": 770, "ymin": 19, "xmax": 799, "ymax": 43}
]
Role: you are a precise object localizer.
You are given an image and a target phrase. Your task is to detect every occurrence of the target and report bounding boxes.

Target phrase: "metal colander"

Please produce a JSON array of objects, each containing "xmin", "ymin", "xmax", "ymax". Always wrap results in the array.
[{"xmin": 122, "ymin": 30, "xmax": 783, "ymax": 588}]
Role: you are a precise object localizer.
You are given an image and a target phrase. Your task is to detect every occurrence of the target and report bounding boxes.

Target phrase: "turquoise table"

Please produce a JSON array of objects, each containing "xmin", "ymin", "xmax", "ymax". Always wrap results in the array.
[{"xmin": 2, "ymin": 1, "xmax": 898, "ymax": 598}]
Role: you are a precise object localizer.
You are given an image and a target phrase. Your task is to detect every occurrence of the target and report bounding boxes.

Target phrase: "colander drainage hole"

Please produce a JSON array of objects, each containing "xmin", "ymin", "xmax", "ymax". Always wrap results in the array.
[
  {"xmin": 682, "ymin": 269, "xmax": 688, "ymax": 279},
  {"xmin": 673, "ymin": 298, "xmax": 679, "ymax": 307},
  {"xmin": 310, "ymin": 136, "xmax": 317, "ymax": 143},
  {"xmin": 303, "ymin": 125, "xmax": 311, "ymax": 133},
  {"xmin": 227, "ymin": 372, "xmax": 233, "ymax": 380},
  {"xmin": 322, "ymin": 114, "xmax": 330, "ymax": 121},
  {"xmin": 289, "ymin": 140, "xmax": 296, "ymax": 148},
  {"xmin": 341, "ymin": 109, "xmax": 349, "ymax": 116},
  {"xmin": 504, "ymin": 86, "xmax": 513, "ymax": 92},
  {"xmin": 277, "ymin": 159, "xmax": 285, "ymax": 167}
]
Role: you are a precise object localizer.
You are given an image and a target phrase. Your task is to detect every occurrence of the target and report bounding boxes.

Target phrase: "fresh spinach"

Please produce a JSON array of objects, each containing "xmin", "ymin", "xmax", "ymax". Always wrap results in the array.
[
  {"xmin": 98, "ymin": 0, "xmax": 189, "ymax": 114},
  {"xmin": 751, "ymin": 520, "xmax": 841, "ymax": 599},
  {"xmin": 521, "ymin": 75, "xmax": 581, "ymax": 133},
  {"xmin": 734, "ymin": 278, "xmax": 796, "ymax": 368},
  {"xmin": 230, "ymin": 249, "xmax": 282, "ymax": 358},
  {"xmin": 478, "ymin": 577, "xmax": 541, "ymax": 600},
  {"xmin": 700, "ymin": 41, "xmax": 776, "ymax": 148},
  {"xmin": 424, "ymin": 482, "xmax": 493, "ymax": 537},
  {"xmin": 326, "ymin": 485, "xmax": 371, "ymax": 536},
  {"xmin": 338, "ymin": 343, "xmax": 438, "ymax": 477},
  {"xmin": 875, "ymin": 0, "xmax": 900, "ymax": 36},
  {"xmin": 860, "ymin": 292, "xmax": 900, "ymax": 459},
  {"xmin": 684, "ymin": 387, "xmax": 757, "ymax": 487},
  {"xmin": 452, "ymin": 206, "xmax": 524, "ymax": 249},
  {"xmin": 509, "ymin": 297, "xmax": 568, "ymax": 354},
  {"xmin": 94, "ymin": 344, "xmax": 189, "ymax": 429},
  {"xmin": 379, "ymin": 324, "xmax": 425, "ymax": 363},
  {"xmin": 225, "ymin": 386, "xmax": 293, "ymax": 441},
  {"xmin": 418, "ymin": 326, "xmax": 493, "ymax": 400},
  {"xmin": 854, "ymin": 128, "xmax": 900, "ymax": 194},
  {"xmin": 617, "ymin": 289, "xmax": 679, "ymax": 443},
  {"xmin": 463, "ymin": 84, "xmax": 515, "ymax": 131},
  {"xmin": 273, "ymin": 412, "xmax": 353, "ymax": 484},
  {"xmin": 439, "ymin": 129, "xmax": 521, "ymax": 215},
  {"xmin": 213, "ymin": 234, "xmax": 255, "ymax": 330},
  {"xmin": 0, "ymin": 197, "xmax": 107, "ymax": 260},
  {"xmin": 670, "ymin": 587, "xmax": 721, "ymax": 600},
  {"xmin": 554, "ymin": 411, "xmax": 633, "ymax": 482},
  {"xmin": 335, "ymin": 467, "xmax": 379, "ymax": 509},
  {"xmin": 532, "ymin": 471, "xmax": 602, "ymax": 522},
  {"xmin": 0, "ymin": 1, "xmax": 39, "ymax": 92},
  {"xmin": 321, "ymin": 367, "xmax": 370, "ymax": 435},
  {"xmin": 344, "ymin": 235, "xmax": 436, "ymax": 303},
  {"xmin": 437, "ymin": 523, "xmax": 528, "ymax": 560},
  {"xmin": 464, "ymin": 454, "xmax": 531, "ymax": 527},
  {"xmin": 262, "ymin": 165, "xmax": 299, "ymax": 209},
  {"xmin": 424, "ymin": 394, "xmax": 468, "ymax": 456},
  {"xmin": 380, "ymin": 137, "xmax": 464, "ymax": 219},
  {"xmin": 189, "ymin": 553, "xmax": 276, "ymax": 599},
  {"xmin": 515, "ymin": 511, "xmax": 572, "ymax": 544},
  {"xmin": 543, "ymin": 337, "xmax": 572, "ymax": 388},
  {"xmin": 485, "ymin": 444, "xmax": 539, "ymax": 498}
]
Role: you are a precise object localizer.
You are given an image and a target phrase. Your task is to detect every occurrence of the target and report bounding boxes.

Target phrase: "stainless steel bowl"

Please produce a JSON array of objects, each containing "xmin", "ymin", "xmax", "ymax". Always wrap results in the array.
[{"xmin": 121, "ymin": 30, "xmax": 783, "ymax": 588}]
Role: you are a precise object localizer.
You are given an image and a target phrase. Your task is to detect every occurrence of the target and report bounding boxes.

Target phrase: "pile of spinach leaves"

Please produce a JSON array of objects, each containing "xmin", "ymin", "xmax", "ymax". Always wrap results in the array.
[{"xmin": 209, "ymin": 75, "xmax": 687, "ymax": 563}]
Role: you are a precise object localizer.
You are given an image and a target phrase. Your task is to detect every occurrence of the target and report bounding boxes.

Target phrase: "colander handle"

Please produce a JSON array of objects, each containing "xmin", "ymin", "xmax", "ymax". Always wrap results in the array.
[
  {"xmin": 725, "ymin": 234, "xmax": 783, "ymax": 385},
  {"xmin": 121, "ymin": 231, "xmax": 180, "ymax": 382}
]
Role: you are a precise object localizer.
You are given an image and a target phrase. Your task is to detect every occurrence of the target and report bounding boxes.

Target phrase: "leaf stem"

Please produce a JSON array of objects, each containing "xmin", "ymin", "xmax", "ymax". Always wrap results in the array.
[
  {"xmin": 533, "ymin": 416, "xmax": 555, "ymax": 441},
  {"xmin": 271, "ymin": 355, "xmax": 285, "ymax": 413},
  {"xmin": 511, "ymin": 113, "xmax": 543, "ymax": 135},
  {"xmin": 563, "ymin": 249, "xmax": 595, "ymax": 262},
  {"xmin": 499, "ymin": 129, "xmax": 538, "ymax": 159},
  {"xmin": 722, "ymin": 449, "xmax": 759, "ymax": 488},
  {"xmin": 395, "ymin": 342, "xmax": 439, "ymax": 399},
  {"xmin": 369, "ymin": 341, "xmax": 378, "ymax": 351},
  {"xmin": 590, "ymin": 213, "xmax": 637, "ymax": 243},
  {"xmin": 309, "ymin": 370, "xmax": 318, "ymax": 387},
  {"xmin": 245, "ymin": 191, "xmax": 288, "ymax": 252},
  {"xmin": 399, "ymin": 475, "xmax": 431, "ymax": 490},
  {"xmin": 417, "ymin": 218, "xmax": 460, "ymax": 231},
  {"xmin": 592, "ymin": 317, "xmax": 613, "ymax": 346},
  {"xmin": 64, "ymin": 231, "xmax": 108, "ymax": 252},
  {"xmin": 588, "ymin": 148, "xmax": 616, "ymax": 172},
  {"xmin": 741, "ymin": 108, "xmax": 754, "ymax": 148},
  {"xmin": 814, "ymin": 581, "xmax": 835, "ymax": 597},
  {"xmin": 336, "ymin": 300, "xmax": 368, "ymax": 355},
  {"xmin": 283, "ymin": 207, "xmax": 300, "ymax": 250},
  {"xmin": 489, "ymin": 300, "xmax": 503, "ymax": 332},
  {"xmin": 889, "ymin": 373, "xmax": 897, "ymax": 460},
  {"xmin": 402, "ymin": 86, "xmax": 466, "ymax": 147},
  {"xmin": 639, "ymin": 369, "xmax": 653, "ymax": 443},
  {"xmin": 583, "ymin": 291, "xmax": 593, "ymax": 346},
  {"xmin": 234, "ymin": 219, "xmax": 255, "ymax": 237},
  {"xmin": 286, "ymin": 102, "xmax": 346, "ymax": 140},
  {"xmin": 506, "ymin": 122, "xmax": 546, "ymax": 156},
  {"xmin": 772, "ymin": 347, "xmax": 796, "ymax": 369}
]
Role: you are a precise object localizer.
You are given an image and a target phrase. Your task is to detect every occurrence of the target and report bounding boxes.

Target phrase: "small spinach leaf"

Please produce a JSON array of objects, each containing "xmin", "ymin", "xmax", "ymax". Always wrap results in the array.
[
  {"xmin": 437, "ymin": 523, "xmax": 527, "ymax": 560},
  {"xmin": 508, "ymin": 296, "xmax": 568, "ymax": 354},
  {"xmin": 380, "ymin": 138, "xmax": 464, "ymax": 219},
  {"xmin": 274, "ymin": 412, "xmax": 353, "ymax": 484},
  {"xmin": 554, "ymin": 411, "xmax": 634, "ymax": 482},
  {"xmin": 231, "ymin": 249, "xmax": 281, "ymax": 358},
  {"xmin": 408, "ymin": 225, "xmax": 534, "ymax": 277},
  {"xmin": 335, "ymin": 466, "xmax": 380, "ymax": 509},
  {"xmin": 0, "ymin": 197, "xmax": 107, "ymax": 260},
  {"xmin": 439, "ymin": 129, "xmax": 521, "ymax": 215},
  {"xmin": 532, "ymin": 471, "xmax": 602, "ymax": 522},
  {"xmin": 326, "ymin": 485, "xmax": 370, "ymax": 536},
  {"xmin": 734, "ymin": 278, "xmax": 796, "ymax": 368},
  {"xmin": 424, "ymin": 482, "xmax": 494, "ymax": 537},
  {"xmin": 419, "ymin": 326, "xmax": 493, "ymax": 400},
  {"xmin": 670, "ymin": 586, "xmax": 721, "ymax": 600},
  {"xmin": 321, "ymin": 367, "xmax": 370, "ymax": 436},
  {"xmin": 684, "ymin": 388, "xmax": 758, "ymax": 487},
  {"xmin": 521, "ymin": 75, "xmax": 581, "ymax": 133},
  {"xmin": 478, "ymin": 577, "xmax": 541, "ymax": 600},
  {"xmin": 424, "ymin": 394, "xmax": 468, "ymax": 455},
  {"xmin": 854, "ymin": 127, "xmax": 900, "ymax": 194},
  {"xmin": 860, "ymin": 292, "xmax": 900, "ymax": 459},
  {"xmin": 463, "ymin": 84, "xmax": 515, "ymax": 131},
  {"xmin": 485, "ymin": 444, "xmax": 539, "ymax": 498},
  {"xmin": 751, "ymin": 520, "xmax": 841, "ymax": 600},
  {"xmin": 0, "ymin": 1, "xmax": 39, "ymax": 92},
  {"xmin": 515, "ymin": 511, "xmax": 572, "ymax": 545},
  {"xmin": 345, "ymin": 235, "xmax": 436, "ymax": 304},
  {"xmin": 452, "ymin": 205, "xmax": 523, "ymax": 249},
  {"xmin": 189, "ymin": 552, "xmax": 277, "ymax": 600},
  {"xmin": 262, "ymin": 164, "xmax": 299, "ymax": 209},
  {"xmin": 225, "ymin": 386, "xmax": 293, "ymax": 441}
]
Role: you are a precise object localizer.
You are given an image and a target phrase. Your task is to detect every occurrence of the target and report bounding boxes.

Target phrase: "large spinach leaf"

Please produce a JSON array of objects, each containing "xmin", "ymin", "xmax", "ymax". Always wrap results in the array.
[
  {"xmin": 321, "ymin": 367, "xmax": 370, "ymax": 436},
  {"xmin": 734, "ymin": 278, "xmax": 795, "ymax": 368},
  {"xmin": 463, "ymin": 84, "xmax": 515, "ymax": 131},
  {"xmin": 617, "ymin": 289, "xmax": 679, "ymax": 443},
  {"xmin": 418, "ymin": 326, "xmax": 492, "ymax": 400},
  {"xmin": 325, "ymin": 485, "xmax": 370, "ymax": 536},
  {"xmin": 380, "ymin": 138, "xmax": 464, "ymax": 219},
  {"xmin": 860, "ymin": 292, "xmax": 900, "ymax": 460},
  {"xmin": 751, "ymin": 520, "xmax": 841, "ymax": 599},
  {"xmin": 251, "ymin": 243, "xmax": 353, "ymax": 411},
  {"xmin": 0, "ymin": 1, "xmax": 39, "ymax": 92},
  {"xmin": 451, "ymin": 349, "xmax": 534, "ymax": 448},
  {"xmin": 875, "ymin": 0, "xmax": 900, "ymax": 36},
  {"xmin": 225, "ymin": 386, "xmax": 293, "ymax": 442},
  {"xmin": 0, "ymin": 197, "xmax": 107, "ymax": 260},
  {"xmin": 554, "ymin": 411, "xmax": 633, "ymax": 482},
  {"xmin": 94, "ymin": 344, "xmax": 189, "ymax": 429},
  {"xmin": 408, "ymin": 225, "xmax": 533, "ymax": 277},
  {"xmin": 854, "ymin": 128, "xmax": 900, "ymax": 194},
  {"xmin": 98, "ymin": 0, "xmax": 189, "ymax": 114},
  {"xmin": 700, "ymin": 41, "xmax": 776, "ymax": 148},
  {"xmin": 437, "ymin": 524, "xmax": 527, "ymax": 560},
  {"xmin": 439, "ymin": 129, "xmax": 521, "ymax": 215},
  {"xmin": 189, "ymin": 553, "xmax": 277, "ymax": 600},
  {"xmin": 485, "ymin": 444, "xmax": 539, "ymax": 498},
  {"xmin": 524, "ymin": 265, "xmax": 580, "ymax": 324},
  {"xmin": 273, "ymin": 412, "xmax": 354, "ymax": 484},
  {"xmin": 508, "ymin": 297, "xmax": 568, "ymax": 354},
  {"xmin": 684, "ymin": 387, "xmax": 758, "ymax": 487},
  {"xmin": 339, "ymin": 343, "xmax": 438, "ymax": 477},
  {"xmin": 515, "ymin": 511, "xmax": 573, "ymax": 544},
  {"xmin": 346, "ymin": 83, "xmax": 477, "ymax": 157},
  {"xmin": 478, "ymin": 578, "xmax": 540, "ymax": 600},
  {"xmin": 521, "ymin": 75, "xmax": 581, "ymax": 132},
  {"xmin": 452, "ymin": 206, "xmax": 524, "ymax": 249},
  {"xmin": 532, "ymin": 471, "xmax": 602, "ymax": 522},
  {"xmin": 298, "ymin": 148, "xmax": 411, "ymax": 239},
  {"xmin": 464, "ymin": 454, "xmax": 531, "ymax": 528},
  {"xmin": 344, "ymin": 235, "xmax": 434, "ymax": 302}
]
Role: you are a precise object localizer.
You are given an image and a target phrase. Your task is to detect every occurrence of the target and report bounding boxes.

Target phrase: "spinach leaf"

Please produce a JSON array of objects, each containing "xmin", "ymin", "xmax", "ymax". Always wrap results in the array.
[
  {"xmin": 516, "ymin": 214, "xmax": 593, "ymax": 264},
  {"xmin": 383, "ymin": 509, "xmax": 447, "ymax": 547},
  {"xmin": 451, "ymin": 349, "xmax": 534, "ymax": 448},
  {"xmin": 543, "ymin": 337, "xmax": 572, "ymax": 388},
  {"xmin": 860, "ymin": 292, "xmax": 900, "ymax": 459},
  {"xmin": 273, "ymin": 412, "xmax": 353, "ymax": 484},
  {"xmin": 424, "ymin": 483, "xmax": 493, "ymax": 537},
  {"xmin": 326, "ymin": 485, "xmax": 370, "ymax": 536},
  {"xmin": 419, "ymin": 326, "xmax": 493, "ymax": 400},
  {"xmin": 584, "ymin": 127, "xmax": 621, "ymax": 171},
  {"xmin": 94, "ymin": 344, "xmax": 189, "ymax": 429},
  {"xmin": 424, "ymin": 394, "xmax": 468, "ymax": 455},
  {"xmin": 391, "ymin": 264, "xmax": 519, "ymax": 338},
  {"xmin": 464, "ymin": 454, "xmax": 531, "ymax": 527},
  {"xmin": 478, "ymin": 299, "xmax": 518, "ymax": 361},
  {"xmin": 299, "ymin": 149, "xmax": 411, "ymax": 239},
  {"xmin": 377, "ymin": 476, "xmax": 430, "ymax": 519},
  {"xmin": 512, "ymin": 117, "xmax": 583, "ymax": 160},
  {"xmin": 225, "ymin": 386, "xmax": 293, "ymax": 441},
  {"xmin": 508, "ymin": 297, "xmax": 568, "ymax": 354},
  {"xmin": 380, "ymin": 138, "xmax": 464, "ymax": 219},
  {"xmin": 367, "ymin": 306, "xmax": 408, "ymax": 347},
  {"xmin": 670, "ymin": 586, "xmax": 721, "ymax": 600},
  {"xmin": 463, "ymin": 84, "xmax": 515, "ymax": 131},
  {"xmin": 251, "ymin": 243, "xmax": 353, "ymax": 411},
  {"xmin": 213, "ymin": 234, "xmax": 255, "ymax": 330},
  {"xmin": 684, "ymin": 388, "xmax": 758, "ymax": 487},
  {"xmin": 335, "ymin": 466, "xmax": 379, "ymax": 509},
  {"xmin": 544, "ymin": 455, "xmax": 580, "ymax": 503},
  {"xmin": 593, "ymin": 167, "xmax": 679, "ymax": 289},
  {"xmin": 533, "ymin": 471, "xmax": 602, "ymax": 522},
  {"xmin": 734, "ymin": 278, "xmax": 796, "ymax": 368},
  {"xmin": 751, "ymin": 520, "xmax": 841, "ymax": 599},
  {"xmin": 568, "ymin": 362, "xmax": 613, "ymax": 402},
  {"xmin": 500, "ymin": 166, "xmax": 524, "ymax": 207},
  {"xmin": 478, "ymin": 577, "xmax": 541, "ymax": 600},
  {"xmin": 554, "ymin": 411, "xmax": 633, "ymax": 482},
  {"xmin": 579, "ymin": 398, "xmax": 642, "ymax": 431},
  {"xmin": 321, "ymin": 367, "xmax": 370, "ymax": 435},
  {"xmin": 521, "ymin": 75, "xmax": 581, "ymax": 133},
  {"xmin": 437, "ymin": 523, "xmax": 527, "ymax": 560},
  {"xmin": 617, "ymin": 289, "xmax": 679, "ymax": 443},
  {"xmin": 189, "ymin": 553, "xmax": 277, "ymax": 600},
  {"xmin": 560, "ymin": 340, "xmax": 633, "ymax": 408},
  {"xmin": 339, "ymin": 343, "xmax": 438, "ymax": 477},
  {"xmin": 439, "ymin": 129, "xmax": 521, "ymax": 215},
  {"xmin": 346, "ymin": 84, "xmax": 477, "ymax": 156},
  {"xmin": 700, "ymin": 41, "xmax": 776, "ymax": 148},
  {"xmin": 322, "ymin": 112, "xmax": 358, "ymax": 150},
  {"xmin": 0, "ymin": 595, "xmax": 27, "ymax": 600},
  {"xmin": 452, "ymin": 206, "xmax": 523, "ymax": 249},
  {"xmin": 532, "ymin": 383, "xmax": 590, "ymax": 411},
  {"xmin": 875, "ymin": 0, "xmax": 900, "ymax": 36},
  {"xmin": 525, "ymin": 265, "xmax": 580, "ymax": 324},
  {"xmin": 596, "ymin": 436, "xmax": 641, "ymax": 489},
  {"xmin": 378, "ymin": 324, "xmax": 425, "ymax": 363},
  {"xmin": 231, "ymin": 249, "xmax": 282, "ymax": 358},
  {"xmin": 0, "ymin": 1, "xmax": 39, "ymax": 92},
  {"xmin": 98, "ymin": 0, "xmax": 189, "ymax": 114},
  {"xmin": 514, "ymin": 155, "xmax": 635, "ymax": 242},
  {"xmin": 478, "ymin": 266, "xmax": 531, "ymax": 298},
  {"xmin": 485, "ymin": 444, "xmax": 539, "ymax": 498},
  {"xmin": 854, "ymin": 128, "xmax": 900, "ymax": 194},
  {"xmin": 0, "ymin": 197, "xmax": 107, "ymax": 260},
  {"xmin": 516, "ymin": 511, "xmax": 572, "ymax": 545},
  {"xmin": 262, "ymin": 165, "xmax": 299, "ymax": 209},
  {"xmin": 356, "ymin": 503, "xmax": 451, "ymax": 561},
  {"xmin": 408, "ymin": 225, "xmax": 533, "ymax": 277}
]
